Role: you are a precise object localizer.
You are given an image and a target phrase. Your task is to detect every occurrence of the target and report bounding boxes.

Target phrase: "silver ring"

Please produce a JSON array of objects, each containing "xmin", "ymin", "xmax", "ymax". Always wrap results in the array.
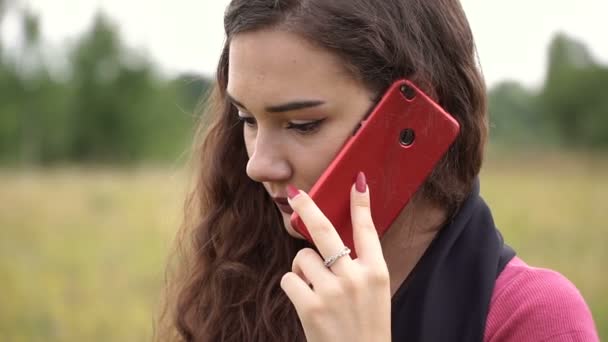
[{"xmin": 323, "ymin": 246, "xmax": 351, "ymax": 268}]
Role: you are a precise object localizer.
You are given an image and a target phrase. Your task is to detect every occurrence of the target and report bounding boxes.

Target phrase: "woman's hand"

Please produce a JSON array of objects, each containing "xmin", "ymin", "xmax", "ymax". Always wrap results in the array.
[{"xmin": 281, "ymin": 172, "xmax": 391, "ymax": 342}]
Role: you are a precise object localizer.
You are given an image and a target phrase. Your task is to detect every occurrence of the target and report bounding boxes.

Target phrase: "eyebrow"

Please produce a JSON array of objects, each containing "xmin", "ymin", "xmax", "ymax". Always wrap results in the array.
[{"xmin": 226, "ymin": 93, "xmax": 325, "ymax": 113}]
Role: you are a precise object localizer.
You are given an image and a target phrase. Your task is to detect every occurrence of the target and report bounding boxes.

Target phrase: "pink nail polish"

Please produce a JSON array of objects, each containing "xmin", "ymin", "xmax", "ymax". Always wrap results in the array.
[
  {"xmin": 356, "ymin": 172, "xmax": 367, "ymax": 193},
  {"xmin": 286, "ymin": 185, "xmax": 300, "ymax": 199}
]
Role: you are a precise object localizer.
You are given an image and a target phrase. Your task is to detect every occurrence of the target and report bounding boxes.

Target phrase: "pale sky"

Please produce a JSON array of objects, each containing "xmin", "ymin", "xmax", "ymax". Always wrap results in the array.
[{"xmin": 3, "ymin": 0, "xmax": 607, "ymax": 89}]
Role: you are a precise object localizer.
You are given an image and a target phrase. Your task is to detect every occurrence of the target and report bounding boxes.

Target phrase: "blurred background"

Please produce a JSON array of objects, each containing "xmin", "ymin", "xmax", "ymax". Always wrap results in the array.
[{"xmin": 0, "ymin": 0, "xmax": 606, "ymax": 341}]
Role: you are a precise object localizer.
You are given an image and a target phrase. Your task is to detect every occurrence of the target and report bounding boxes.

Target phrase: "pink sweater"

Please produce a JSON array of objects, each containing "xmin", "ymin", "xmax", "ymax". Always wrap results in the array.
[{"xmin": 484, "ymin": 257, "xmax": 599, "ymax": 341}]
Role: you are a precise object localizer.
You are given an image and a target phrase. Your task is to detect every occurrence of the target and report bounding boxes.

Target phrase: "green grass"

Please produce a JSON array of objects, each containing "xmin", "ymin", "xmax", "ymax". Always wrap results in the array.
[
  {"xmin": 0, "ymin": 167, "xmax": 186, "ymax": 341},
  {"xmin": 0, "ymin": 152, "xmax": 606, "ymax": 341}
]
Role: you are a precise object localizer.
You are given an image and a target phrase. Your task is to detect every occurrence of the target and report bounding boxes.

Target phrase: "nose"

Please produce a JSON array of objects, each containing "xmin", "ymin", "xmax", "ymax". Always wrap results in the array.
[{"xmin": 245, "ymin": 132, "xmax": 292, "ymax": 184}]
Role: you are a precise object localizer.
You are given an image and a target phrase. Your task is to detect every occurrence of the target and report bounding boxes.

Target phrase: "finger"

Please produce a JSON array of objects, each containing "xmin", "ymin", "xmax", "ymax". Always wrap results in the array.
[
  {"xmin": 287, "ymin": 186, "xmax": 353, "ymax": 271},
  {"xmin": 350, "ymin": 172, "xmax": 384, "ymax": 263},
  {"xmin": 292, "ymin": 248, "xmax": 335, "ymax": 288},
  {"xmin": 280, "ymin": 272, "xmax": 319, "ymax": 313}
]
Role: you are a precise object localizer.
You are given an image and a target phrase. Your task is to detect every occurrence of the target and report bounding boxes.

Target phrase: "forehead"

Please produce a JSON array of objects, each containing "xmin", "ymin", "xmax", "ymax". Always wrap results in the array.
[{"xmin": 227, "ymin": 29, "xmax": 353, "ymax": 102}]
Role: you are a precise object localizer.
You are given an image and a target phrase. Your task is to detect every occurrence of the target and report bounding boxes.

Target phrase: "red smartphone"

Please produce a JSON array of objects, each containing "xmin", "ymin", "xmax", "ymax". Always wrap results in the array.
[{"xmin": 290, "ymin": 79, "xmax": 460, "ymax": 257}]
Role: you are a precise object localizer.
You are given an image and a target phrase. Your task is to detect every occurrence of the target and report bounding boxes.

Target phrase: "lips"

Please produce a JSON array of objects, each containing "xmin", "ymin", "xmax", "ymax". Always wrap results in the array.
[{"xmin": 273, "ymin": 197, "xmax": 294, "ymax": 214}]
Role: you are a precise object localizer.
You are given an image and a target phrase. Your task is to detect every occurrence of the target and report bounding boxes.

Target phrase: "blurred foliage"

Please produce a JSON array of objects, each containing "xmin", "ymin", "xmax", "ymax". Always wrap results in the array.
[
  {"xmin": 0, "ymin": 10, "xmax": 211, "ymax": 165},
  {"xmin": 540, "ymin": 34, "xmax": 608, "ymax": 148},
  {"xmin": 1, "ymin": 9, "xmax": 607, "ymax": 165},
  {"xmin": 489, "ymin": 33, "xmax": 608, "ymax": 149},
  {"xmin": 488, "ymin": 81, "xmax": 548, "ymax": 145}
]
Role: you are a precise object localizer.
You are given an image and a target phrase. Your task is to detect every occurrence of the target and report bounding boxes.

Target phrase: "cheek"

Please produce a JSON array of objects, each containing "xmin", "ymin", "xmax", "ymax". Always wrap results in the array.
[{"xmin": 292, "ymin": 134, "xmax": 348, "ymax": 189}]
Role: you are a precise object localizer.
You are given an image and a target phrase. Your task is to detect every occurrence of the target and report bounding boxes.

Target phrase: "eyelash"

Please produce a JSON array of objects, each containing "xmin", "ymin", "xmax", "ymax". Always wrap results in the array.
[{"xmin": 237, "ymin": 116, "xmax": 325, "ymax": 135}]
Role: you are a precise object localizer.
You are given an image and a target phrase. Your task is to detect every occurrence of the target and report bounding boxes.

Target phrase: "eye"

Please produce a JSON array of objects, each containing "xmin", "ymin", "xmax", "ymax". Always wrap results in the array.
[
  {"xmin": 237, "ymin": 115, "xmax": 256, "ymax": 127},
  {"xmin": 287, "ymin": 119, "xmax": 326, "ymax": 135}
]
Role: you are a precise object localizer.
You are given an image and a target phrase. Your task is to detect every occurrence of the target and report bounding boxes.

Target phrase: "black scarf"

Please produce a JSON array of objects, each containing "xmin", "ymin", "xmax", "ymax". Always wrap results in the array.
[{"xmin": 391, "ymin": 178, "xmax": 515, "ymax": 341}]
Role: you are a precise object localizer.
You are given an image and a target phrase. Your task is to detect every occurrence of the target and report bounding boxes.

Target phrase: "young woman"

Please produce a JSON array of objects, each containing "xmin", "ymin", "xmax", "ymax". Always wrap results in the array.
[{"xmin": 156, "ymin": 0, "xmax": 599, "ymax": 341}]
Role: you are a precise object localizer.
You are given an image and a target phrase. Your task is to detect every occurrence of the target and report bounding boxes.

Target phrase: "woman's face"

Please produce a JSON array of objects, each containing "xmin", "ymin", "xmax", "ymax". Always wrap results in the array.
[{"xmin": 227, "ymin": 28, "xmax": 375, "ymax": 238}]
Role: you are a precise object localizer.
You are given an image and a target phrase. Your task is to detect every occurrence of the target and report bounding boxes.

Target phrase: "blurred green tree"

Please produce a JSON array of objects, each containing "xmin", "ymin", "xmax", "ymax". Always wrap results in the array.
[
  {"xmin": 0, "ymin": 6, "xmax": 73, "ymax": 165},
  {"xmin": 19, "ymin": 9, "xmax": 43, "ymax": 164},
  {"xmin": 540, "ymin": 33, "xmax": 608, "ymax": 148},
  {"xmin": 486, "ymin": 33, "xmax": 608, "ymax": 150},
  {"xmin": 0, "ymin": 8, "xmax": 212, "ymax": 165},
  {"xmin": 0, "ymin": 0, "xmax": 4, "ymax": 56},
  {"xmin": 488, "ymin": 81, "xmax": 546, "ymax": 146},
  {"xmin": 67, "ymin": 12, "xmax": 134, "ymax": 162},
  {"xmin": 0, "ymin": 65, "xmax": 21, "ymax": 163},
  {"xmin": 65, "ymin": 12, "xmax": 205, "ymax": 163}
]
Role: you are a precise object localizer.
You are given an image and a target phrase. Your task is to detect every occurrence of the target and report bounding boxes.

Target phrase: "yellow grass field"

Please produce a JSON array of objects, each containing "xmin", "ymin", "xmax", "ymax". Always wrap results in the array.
[{"xmin": 1, "ymin": 152, "xmax": 606, "ymax": 341}]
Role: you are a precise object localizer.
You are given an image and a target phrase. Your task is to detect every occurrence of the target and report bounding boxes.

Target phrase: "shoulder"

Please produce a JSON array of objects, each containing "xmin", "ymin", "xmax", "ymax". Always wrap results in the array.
[{"xmin": 484, "ymin": 257, "xmax": 599, "ymax": 342}]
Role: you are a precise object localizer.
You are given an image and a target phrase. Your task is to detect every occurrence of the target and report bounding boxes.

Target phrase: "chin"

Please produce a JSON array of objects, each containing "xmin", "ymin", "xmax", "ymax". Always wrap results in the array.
[{"xmin": 281, "ymin": 212, "xmax": 306, "ymax": 239}]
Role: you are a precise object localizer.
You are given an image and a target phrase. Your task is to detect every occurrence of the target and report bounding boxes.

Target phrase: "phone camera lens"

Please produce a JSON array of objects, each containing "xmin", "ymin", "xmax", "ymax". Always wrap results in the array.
[
  {"xmin": 400, "ymin": 85, "xmax": 416, "ymax": 101},
  {"xmin": 399, "ymin": 129, "xmax": 415, "ymax": 146}
]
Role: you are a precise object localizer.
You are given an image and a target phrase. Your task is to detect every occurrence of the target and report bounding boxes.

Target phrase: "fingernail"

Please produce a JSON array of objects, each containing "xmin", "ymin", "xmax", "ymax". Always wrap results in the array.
[
  {"xmin": 286, "ymin": 185, "xmax": 300, "ymax": 199},
  {"xmin": 356, "ymin": 171, "xmax": 367, "ymax": 193}
]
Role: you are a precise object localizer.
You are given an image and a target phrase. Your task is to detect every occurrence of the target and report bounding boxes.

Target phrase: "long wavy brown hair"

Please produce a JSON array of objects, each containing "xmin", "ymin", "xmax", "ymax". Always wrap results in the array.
[{"xmin": 155, "ymin": 0, "xmax": 488, "ymax": 341}]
